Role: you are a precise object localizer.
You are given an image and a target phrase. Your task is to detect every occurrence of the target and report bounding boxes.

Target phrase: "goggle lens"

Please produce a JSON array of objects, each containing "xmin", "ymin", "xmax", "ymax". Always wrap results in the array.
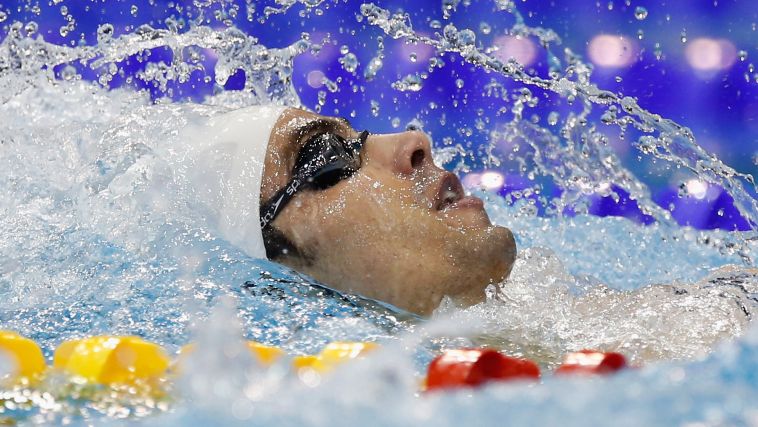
[{"xmin": 295, "ymin": 130, "xmax": 368, "ymax": 189}]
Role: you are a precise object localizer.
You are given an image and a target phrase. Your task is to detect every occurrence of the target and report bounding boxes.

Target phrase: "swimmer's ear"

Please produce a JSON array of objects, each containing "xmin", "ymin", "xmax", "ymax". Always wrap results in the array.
[
  {"xmin": 261, "ymin": 188, "xmax": 321, "ymax": 265},
  {"xmin": 288, "ymin": 203, "xmax": 321, "ymax": 247},
  {"xmin": 263, "ymin": 226, "xmax": 312, "ymax": 265}
]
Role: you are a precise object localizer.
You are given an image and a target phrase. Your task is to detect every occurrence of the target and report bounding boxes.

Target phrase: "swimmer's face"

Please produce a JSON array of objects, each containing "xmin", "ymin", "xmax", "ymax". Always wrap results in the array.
[{"xmin": 261, "ymin": 108, "xmax": 516, "ymax": 315}]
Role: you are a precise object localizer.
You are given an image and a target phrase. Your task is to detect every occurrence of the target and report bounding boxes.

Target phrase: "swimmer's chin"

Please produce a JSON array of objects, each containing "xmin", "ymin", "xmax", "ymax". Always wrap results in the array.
[
  {"xmin": 493, "ymin": 225, "xmax": 517, "ymax": 277},
  {"xmin": 430, "ymin": 225, "xmax": 517, "ymax": 315},
  {"xmin": 478, "ymin": 224, "xmax": 518, "ymax": 289}
]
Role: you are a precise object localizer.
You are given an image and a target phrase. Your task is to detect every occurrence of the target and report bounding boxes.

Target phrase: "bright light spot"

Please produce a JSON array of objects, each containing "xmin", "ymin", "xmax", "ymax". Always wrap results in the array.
[
  {"xmin": 564, "ymin": 352, "xmax": 604, "ymax": 366},
  {"xmin": 462, "ymin": 172, "xmax": 505, "ymax": 191},
  {"xmin": 480, "ymin": 171, "xmax": 505, "ymax": 190},
  {"xmin": 684, "ymin": 38, "xmax": 737, "ymax": 72},
  {"xmin": 461, "ymin": 173, "xmax": 482, "ymax": 189},
  {"xmin": 492, "ymin": 35, "xmax": 538, "ymax": 67},
  {"xmin": 298, "ymin": 368, "xmax": 322, "ymax": 387},
  {"xmin": 685, "ymin": 179, "xmax": 708, "ymax": 200},
  {"xmin": 587, "ymin": 34, "xmax": 638, "ymax": 68},
  {"xmin": 307, "ymin": 70, "xmax": 325, "ymax": 88}
]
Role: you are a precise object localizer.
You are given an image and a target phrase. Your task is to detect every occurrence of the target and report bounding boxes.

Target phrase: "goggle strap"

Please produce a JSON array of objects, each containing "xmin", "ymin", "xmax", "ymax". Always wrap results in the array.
[
  {"xmin": 259, "ymin": 129, "xmax": 370, "ymax": 231},
  {"xmin": 259, "ymin": 176, "xmax": 304, "ymax": 230},
  {"xmin": 353, "ymin": 130, "xmax": 370, "ymax": 151}
]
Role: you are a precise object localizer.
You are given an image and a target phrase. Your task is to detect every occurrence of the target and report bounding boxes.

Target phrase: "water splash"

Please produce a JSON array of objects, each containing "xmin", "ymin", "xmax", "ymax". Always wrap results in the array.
[
  {"xmin": 0, "ymin": 22, "xmax": 307, "ymax": 106},
  {"xmin": 359, "ymin": 3, "xmax": 758, "ymax": 248},
  {"xmin": 1, "ymin": 0, "xmax": 758, "ymax": 425}
]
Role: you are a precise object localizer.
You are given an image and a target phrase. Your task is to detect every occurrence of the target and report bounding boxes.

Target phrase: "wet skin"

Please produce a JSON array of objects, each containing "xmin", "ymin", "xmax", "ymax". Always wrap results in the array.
[{"xmin": 261, "ymin": 108, "xmax": 516, "ymax": 316}]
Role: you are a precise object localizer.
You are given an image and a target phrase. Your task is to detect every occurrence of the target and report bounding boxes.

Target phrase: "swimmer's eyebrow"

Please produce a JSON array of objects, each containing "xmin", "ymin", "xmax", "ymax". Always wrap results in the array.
[{"xmin": 289, "ymin": 116, "xmax": 354, "ymax": 144}]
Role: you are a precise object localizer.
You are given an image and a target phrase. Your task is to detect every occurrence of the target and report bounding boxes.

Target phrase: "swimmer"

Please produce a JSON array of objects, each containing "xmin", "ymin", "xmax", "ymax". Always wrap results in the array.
[{"xmin": 174, "ymin": 105, "xmax": 516, "ymax": 315}]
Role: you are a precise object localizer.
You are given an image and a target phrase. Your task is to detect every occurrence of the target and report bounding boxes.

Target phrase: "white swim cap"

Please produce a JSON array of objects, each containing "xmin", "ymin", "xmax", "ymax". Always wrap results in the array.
[{"xmin": 174, "ymin": 105, "xmax": 288, "ymax": 259}]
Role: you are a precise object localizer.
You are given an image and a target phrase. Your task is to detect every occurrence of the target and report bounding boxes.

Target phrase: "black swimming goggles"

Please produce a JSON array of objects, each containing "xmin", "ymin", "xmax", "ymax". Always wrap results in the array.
[{"xmin": 260, "ymin": 129, "xmax": 370, "ymax": 231}]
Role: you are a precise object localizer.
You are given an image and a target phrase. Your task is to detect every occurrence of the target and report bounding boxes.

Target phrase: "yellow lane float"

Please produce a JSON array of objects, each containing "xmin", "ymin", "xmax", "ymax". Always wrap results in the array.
[
  {"xmin": 177, "ymin": 341, "xmax": 286, "ymax": 368},
  {"xmin": 0, "ymin": 331, "xmax": 46, "ymax": 382},
  {"xmin": 53, "ymin": 336, "xmax": 170, "ymax": 385},
  {"xmin": 247, "ymin": 341, "xmax": 286, "ymax": 366},
  {"xmin": 293, "ymin": 341, "xmax": 378, "ymax": 373}
]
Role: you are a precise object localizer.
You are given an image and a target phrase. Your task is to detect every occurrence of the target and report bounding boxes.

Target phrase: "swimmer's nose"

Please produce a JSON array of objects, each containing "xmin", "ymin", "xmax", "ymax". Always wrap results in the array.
[{"xmin": 362, "ymin": 130, "xmax": 433, "ymax": 176}]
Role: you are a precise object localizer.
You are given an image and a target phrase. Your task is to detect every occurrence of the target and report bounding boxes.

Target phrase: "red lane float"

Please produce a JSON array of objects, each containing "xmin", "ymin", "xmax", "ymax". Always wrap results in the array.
[
  {"xmin": 554, "ymin": 349, "xmax": 628, "ymax": 375},
  {"xmin": 426, "ymin": 349, "xmax": 540, "ymax": 391}
]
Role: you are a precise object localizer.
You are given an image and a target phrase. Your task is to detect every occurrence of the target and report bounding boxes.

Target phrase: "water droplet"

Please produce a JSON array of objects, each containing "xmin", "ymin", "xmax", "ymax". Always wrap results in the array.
[
  {"xmin": 457, "ymin": 29, "xmax": 476, "ymax": 46},
  {"xmin": 607, "ymin": 1, "xmax": 614, "ymax": 10},
  {"xmin": 59, "ymin": 64, "xmax": 77, "ymax": 81},
  {"xmin": 60, "ymin": 5, "xmax": 68, "ymax": 15},
  {"xmin": 637, "ymin": 29, "xmax": 644, "ymax": 40},
  {"xmin": 131, "ymin": 5, "xmax": 138, "ymax": 17},
  {"xmin": 97, "ymin": 23, "xmax": 114, "ymax": 43},
  {"xmin": 409, "ymin": 53, "xmax": 417, "ymax": 62},
  {"xmin": 442, "ymin": 0, "xmax": 460, "ymax": 19},
  {"xmin": 547, "ymin": 111, "xmax": 560, "ymax": 126},
  {"xmin": 479, "ymin": 22, "xmax": 491, "ymax": 35},
  {"xmin": 636, "ymin": 136, "xmax": 660, "ymax": 156},
  {"xmin": 455, "ymin": 78, "xmax": 464, "ymax": 89},
  {"xmin": 406, "ymin": 118, "xmax": 424, "ymax": 131},
  {"xmin": 392, "ymin": 74, "xmax": 423, "ymax": 92},
  {"xmin": 429, "ymin": 20, "xmax": 442, "ymax": 29},
  {"xmin": 391, "ymin": 117, "xmax": 401, "ymax": 128},
  {"xmin": 634, "ymin": 6, "xmax": 648, "ymax": 20},
  {"xmin": 615, "ymin": 76, "xmax": 623, "ymax": 82},
  {"xmin": 59, "ymin": 26, "xmax": 70, "ymax": 37},
  {"xmin": 654, "ymin": 42, "xmax": 663, "ymax": 60},
  {"xmin": 24, "ymin": 21, "xmax": 38, "ymax": 36},
  {"xmin": 339, "ymin": 53, "xmax": 359, "ymax": 73},
  {"xmin": 322, "ymin": 77, "xmax": 339, "ymax": 93},
  {"xmin": 340, "ymin": 45, "xmax": 349, "ymax": 55},
  {"xmin": 680, "ymin": 30, "xmax": 687, "ymax": 44},
  {"xmin": 495, "ymin": 0, "xmax": 514, "ymax": 11},
  {"xmin": 600, "ymin": 108, "xmax": 617, "ymax": 124},
  {"xmin": 0, "ymin": 11, "xmax": 7, "ymax": 23},
  {"xmin": 738, "ymin": 50, "xmax": 748, "ymax": 61},
  {"xmin": 363, "ymin": 56, "xmax": 383, "ymax": 81}
]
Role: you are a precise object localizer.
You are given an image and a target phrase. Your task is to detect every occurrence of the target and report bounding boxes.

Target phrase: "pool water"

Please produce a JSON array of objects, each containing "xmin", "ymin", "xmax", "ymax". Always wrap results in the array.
[{"xmin": 1, "ymin": 1, "xmax": 758, "ymax": 425}]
